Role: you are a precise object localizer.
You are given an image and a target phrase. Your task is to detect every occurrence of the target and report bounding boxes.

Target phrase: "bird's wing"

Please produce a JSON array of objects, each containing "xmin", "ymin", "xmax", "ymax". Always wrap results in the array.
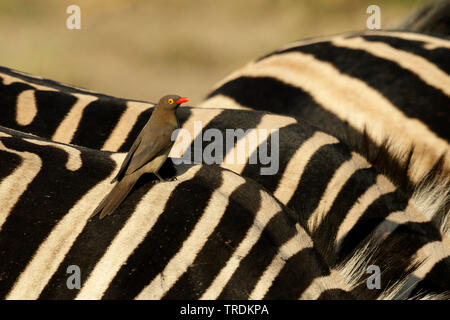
[
  {"xmin": 124, "ymin": 123, "xmax": 176, "ymax": 176},
  {"xmin": 111, "ymin": 135, "xmax": 142, "ymax": 182}
]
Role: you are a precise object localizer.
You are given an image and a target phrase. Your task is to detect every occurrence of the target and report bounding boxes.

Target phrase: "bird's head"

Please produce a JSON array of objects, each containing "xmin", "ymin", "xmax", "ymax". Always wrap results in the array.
[{"xmin": 158, "ymin": 95, "xmax": 189, "ymax": 110}]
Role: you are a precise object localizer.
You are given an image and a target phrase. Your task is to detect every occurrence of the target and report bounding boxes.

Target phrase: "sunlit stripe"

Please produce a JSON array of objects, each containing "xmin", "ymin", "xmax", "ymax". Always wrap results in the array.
[
  {"xmin": 5, "ymin": 153, "xmax": 124, "ymax": 300},
  {"xmin": 16, "ymin": 89, "xmax": 37, "ymax": 126},
  {"xmin": 221, "ymin": 114, "xmax": 296, "ymax": 175},
  {"xmin": 75, "ymin": 165, "xmax": 201, "ymax": 300},
  {"xmin": 371, "ymin": 203, "xmax": 428, "ymax": 242},
  {"xmin": 0, "ymin": 73, "xmax": 58, "ymax": 91},
  {"xmin": 335, "ymin": 175, "xmax": 397, "ymax": 249},
  {"xmin": 358, "ymin": 31, "xmax": 450, "ymax": 49},
  {"xmin": 199, "ymin": 94, "xmax": 252, "ymax": 110},
  {"xmin": 412, "ymin": 237, "xmax": 450, "ymax": 280},
  {"xmin": 101, "ymin": 101, "xmax": 153, "ymax": 152},
  {"xmin": 136, "ymin": 171, "xmax": 246, "ymax": 299},
  {"xmin": 200, "ymin": 190, "xmax": 283, "ymax": 299},
  {"xmin": 51, "ymin": 93, "xmax": 98, "ymax": 144},
  {"xmin": 249, "ymin": 226, "xmax": 313, "ymax": 299},
  {"xmin": 0, "ymin": 141, "xmax": 41, "ymax": 231},
  {"xmin": 211, "ymin": 31, "xmax": 450, "ymax": 91},
  {"xmin": 298, "ymin": 270, "xmax": 349, "ymax": 299},
  {"xmin": 23, "ymin": 139, "xmax": 82, "ymax": 171},
  {"xmin": 169, "ymin": 108, "xmax": 223, "ymax": 159},
  {"xmin": 332, "ymin": 36, "xmax": 450, "ymax": 96},
  {"xmin": 274, "ymin": 131, "xmax": 339, "ymax": 204},
  {"xmin": 220, "ymin": 51, "xmax": 449, "ymax": 181},
  {"xmin": 308, "ymin": 152, "xmax": 371, "ymax": 232}
]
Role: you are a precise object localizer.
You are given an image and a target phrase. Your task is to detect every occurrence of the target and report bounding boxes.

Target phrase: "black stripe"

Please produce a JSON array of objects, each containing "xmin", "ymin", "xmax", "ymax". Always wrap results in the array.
[
  {"xmin": 270, "ymin": 42, "xmax": 450, "ymax": 141},
  {"xmin": 207, "ymin": 76, "xmax": 411, "ymax": 196},
  {"xmin": 116, "ymin": 109, "xmax": 153, "ymax": 152},
  {"xmin": 38, "ymin": 177, "xmax": 154, "ymax": 299},
  {"xmin": 350, "ymin": 222, "xmax": 443, "ymax": 299},
  {"xmin": 102, "ymin": 166, "xmax": 222, "ymax": 299},
  {"xmin": 0, "ymin": 80, "xmax": 32, "ymax": 129},
  {"xmin": 206, "ymin": 76, "xmax": 346, "ymax": 132},
  {"xmin": 207, "ymin": 76, "xmax": 321, "ymax": 118},
  {"xmin": 361, "ymin": 35, "xmax": 450, "ymax": 74},
  {"xmin": 162, "ymin": 180, "xmax": 262, "ymax": 299},
  {"xmin": 317, "ymin": 289, "xmax": 354, "ymax": 300},
  {"xmin": 337, "ymin": 191, "xmax": 409, "ymax": 262},
  {"xmin": 0, "ymin": 82, "xmax": 79, "ymax": 140},
  {"xmin": 263, "ymin": 248, "xmax": 331, "ymax": 299},
  {"xmin": 30, "ymin": 90, "xmax": 78, "ymax": 139},
  {"xmin": 71, "ymin": 100, "xmax": 126, "ymax": 149},
  {"xmin": 0, "ymin": 137, "xmax": 113, "ymax": 298},
  {"xmin": 410, "ymin": 256, "xmax": 450, "ymax": 297},
  {"xmin": 217, "ymin": 212, "xmax": 297, "ymax": 299},
  {"xmin": 287, "ymin": 142, "xmax": 351, "ymax": 225},
  {"xmin": 201, "ymin": 108, "xmax": 264, "ymax": 159},
  {"xmin": 0, "ymin": 66, "xmax": 153, "ymax": 103},
  {"xmin": 241, "ymin": 122, "xmax": 318, "ymax": 194},
  {"xmin": 0, "ymin": 150, "xmax": 21, "ymax": 181},
  {"xmin": 312, "ymin": 167, "xmax": 378, "ymax": 264}
]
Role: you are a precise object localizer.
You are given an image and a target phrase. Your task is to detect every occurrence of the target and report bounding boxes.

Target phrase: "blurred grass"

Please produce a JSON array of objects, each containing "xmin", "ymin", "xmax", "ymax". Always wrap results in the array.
[{"xmin": 0, "ymin": 0, "xmax": 426, "ymax": 105}]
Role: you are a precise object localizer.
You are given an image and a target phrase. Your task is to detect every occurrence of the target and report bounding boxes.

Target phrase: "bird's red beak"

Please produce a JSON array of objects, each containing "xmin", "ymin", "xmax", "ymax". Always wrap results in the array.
[{"xmin": 176, "ymin": 97, "xmax": 189, "ymax": 104}]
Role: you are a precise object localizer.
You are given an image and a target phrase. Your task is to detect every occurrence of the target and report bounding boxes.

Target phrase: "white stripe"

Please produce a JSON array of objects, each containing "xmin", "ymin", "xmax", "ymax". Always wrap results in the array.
[
  {"xmin": 222, "ymin": 52, "xmax": 449, "ymax": 182},
  {"xmin": 135, "ymin": 171, "xmax": 246, "ymax": 299},
  {"xmin": 51, "ymin": 94, "xmax": 98, "ymax": 144},
  {"xmin": 371, "ymin": 204, "xmax": 428, "ymax": 242},
  {"xmin": 169, "ymin": 108, "xmax": 223, "ymax": 158},
  {"xmin": 101, "ymin": 101, "xmax": 152, "ymax": 152},
  {"xmin": 0, "ymin": 141, "xmax": 41, "ymax": 231},
  {"xmin": 5, "ymin": 153, "xmax": 125, "ymax": 299},
  {"xmin": 75, "ymin": 165, "xmax": 201, "ymax": 300},
  {"xmin": 274, "ymin": 131, "xmax": 339, "ymax": 204},
  {"xmin": 249, "ymin": 226, "xmax": 313, "ymax": 299},
  {"xmin": 308, "ymin": 152, "xmax": 371, "ymax": 232},
  {"xmin": 23, "ymin": 138, "xmax": 82, "ymax": 171},
  {"xmin": 412, "ymin": 237, "xmax": 450, "ymax": 280},
  {"xmin": 332, "ymin": 36, "xmax": 450, "ymax": 96},
  {"xmin": 199, "ymin": 94, "xmax": 252, "ymax": 110},
  {"xmin": 335, "ymin": 175, "xmax": 396, "ymax": 249},
  {"xmin": 16, "ymin": 89, "xmax": 37, "ymax": 126},
  {"xmin": 0, "ymin": 73, "xmax": 58, "ymax": 91},
  {"xmin": 299, "ymin": 270, "xmax": 349, "ymax": 299},
  {"xmin": 359, "ymin": 31, "xmax": 450, "ymax": 50},
  {"xmin": 200, "ymin": 189, "xmax": 283, "ymax": 299},
  {"xmin": 221, "ymin": 114, "xmax": 296, "ymax": 175}
]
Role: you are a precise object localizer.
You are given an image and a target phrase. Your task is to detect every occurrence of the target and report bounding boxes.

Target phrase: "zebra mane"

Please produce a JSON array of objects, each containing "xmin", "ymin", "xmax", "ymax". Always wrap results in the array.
[
  {"xmin": 341, "ymin": 124, "xmax": 450, "ymax": 235},
  {"xmin": 341, "ymin": 124, "xmax": 449, "ymax": 197},
  {"xmin": 394, "ymin": 0, "xmax": 450, "ymax": 35},
  {"xmin": 336, "ymin": 235, "xmax": 450, "ymax": 300}
]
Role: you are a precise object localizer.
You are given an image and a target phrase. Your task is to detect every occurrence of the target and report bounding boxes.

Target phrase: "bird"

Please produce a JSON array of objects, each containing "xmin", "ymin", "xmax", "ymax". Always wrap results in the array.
[{"xmin": 90, "ymin": 94, "xmax": 188, "ymax": 219}]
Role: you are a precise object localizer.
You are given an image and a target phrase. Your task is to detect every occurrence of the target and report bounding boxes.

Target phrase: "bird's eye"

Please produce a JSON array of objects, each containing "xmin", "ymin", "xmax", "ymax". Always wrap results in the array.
[{"xmin": 168, "ymin": 98, "xmax": 174, "ymax": 104}]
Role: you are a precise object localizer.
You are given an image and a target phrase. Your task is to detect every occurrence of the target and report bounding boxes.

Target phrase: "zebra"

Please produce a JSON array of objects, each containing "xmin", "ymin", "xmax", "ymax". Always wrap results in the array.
[
  {"xmin": 197, "ymin": 30, "xmax": 450, "ymax": 298},
  {"xmin": 201, "ymin": 30, "xmax": 450, "ymax": 188},
  {"xmin": 0, "ymin": 88, "xmax": 449, "ymax": 299},
  {"xmin": 0, "ymin": 125, "xmax": 363, "ymax": 299},
  {"xmin": 0, "ymin": 122, "xmax": 447, "ymax": 300}
]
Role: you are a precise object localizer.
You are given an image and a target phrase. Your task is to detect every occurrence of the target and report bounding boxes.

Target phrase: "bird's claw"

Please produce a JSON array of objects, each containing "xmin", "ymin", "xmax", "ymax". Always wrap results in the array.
[{"xmin": 152, "ymin": 175, "xmax": 177, "ymax": 183}]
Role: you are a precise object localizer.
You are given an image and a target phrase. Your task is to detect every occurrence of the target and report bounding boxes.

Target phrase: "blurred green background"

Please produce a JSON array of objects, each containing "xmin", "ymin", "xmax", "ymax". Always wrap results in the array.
[{"xmin": 0, "ymin": 0, "xmax": 426, "ymax": 105}]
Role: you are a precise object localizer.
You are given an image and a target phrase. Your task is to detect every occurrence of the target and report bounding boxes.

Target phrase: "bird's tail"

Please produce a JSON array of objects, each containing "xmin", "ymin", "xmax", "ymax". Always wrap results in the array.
[{"xmin": 90, "ymin": 174, "xmax": 138, "ymax": 219}]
